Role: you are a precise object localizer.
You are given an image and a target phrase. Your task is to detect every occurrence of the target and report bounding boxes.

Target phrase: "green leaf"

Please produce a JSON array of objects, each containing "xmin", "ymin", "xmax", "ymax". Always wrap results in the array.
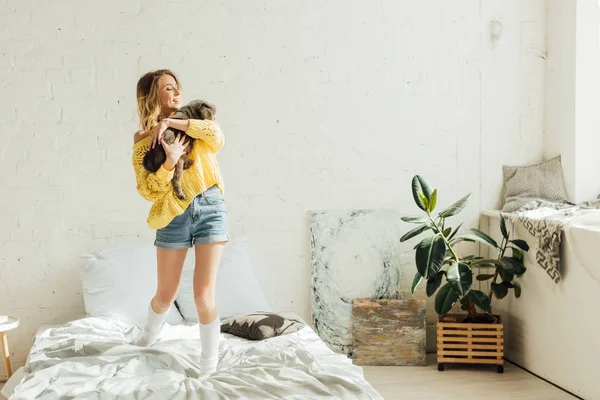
[
  {"xmin": 416, "ymin": 175, "xmax": 433, "ymax": 198},
  {"xmin": 442, "ymin": 227, "xmax": 452, "ymax": 238},
  {"xmin": 510, "ymin": 239, "xmax": 530, "ymax": 252},
  {"xmin": 447, "ymin": 262, "xmax": 473, "ymax": 296},
  {"xmin": 400, "ymin": 224, "xmax": 429, "ymax": 242},
  {"xmin": 491, "ymin": 282, "xmax": 508, "ymax": 299},
  {"xmin": 447, "ymin": 223, "xmax": 463, "ymax": 242},
  {"xmin": 470, "ymin": 228, "xmax": 499, "ymax": 248},
  {"xmin": 411, "ymin": 272, "xmax": 423, "ymax": 294},
  {"xmin": 500, "ymin": 213, "xmax": 509, "ymax": 239},
  {"xmin": 429, "ymin": 189, "xmax": 438, "ymax": 212},
  {"xmin": 511, "ymin": 247, "xmax": 524, "ymax": 262},
  {"xmin": 453, "ymin": 235, "xmax": 494, "ymax": 249},
  {"xmin": 469, "ymin": 290, "xmax": 492, "ymax": 313},
  {"xmin": 513, "ymin": 281, "xmax": 522, "ymax": 298},
  {"xmin": 415, "ymin": 234, "xmax": 446, "ymax": 279},
  {"xmin": 435, "ymin": 283, "xmax": 459, "ymax": 315},
  {"xmin": 426, "ymin": 271, "xmax": 444, "ymax": 297},
  {"xmin": 401, "ymin": 216, "xmax": 428, "ymax": 224},
  {"xmin": 498, "ymin": 266, "xmax": 514, "ymax": 283},
  {"xmin": 418, "ymin": 193, "xmax": 429, "ymax": 211},
  {"xmin": 449, "ymin": 237, "xmax": 468, "ymax": 246},
  {"xmin": 470, "ymin": 258, "xmax": 502, "ymax": 268},
  {"xmin": 476, "ymin": 274, "xmax": 495, "ymax": 281},
  {"xmin": 412, "ymin": 175, "xmax": 433, "ymax": 211},
  {"xmin": 455, "ymin": 228, "xmax": 499, "ymax": 249},
  {"xmin": 438, "ymin": 193, "xmax": 472, "ymax": 218},
  {"xmin": 500, "ymin": 257, "xmax": 527, "ymax": 276}
]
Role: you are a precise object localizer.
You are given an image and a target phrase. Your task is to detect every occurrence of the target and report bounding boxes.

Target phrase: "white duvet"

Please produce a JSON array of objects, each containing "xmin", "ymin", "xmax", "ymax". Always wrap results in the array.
[{"xmin": 7, "ymin": 315, "xmax": 382, "ymax": 399}]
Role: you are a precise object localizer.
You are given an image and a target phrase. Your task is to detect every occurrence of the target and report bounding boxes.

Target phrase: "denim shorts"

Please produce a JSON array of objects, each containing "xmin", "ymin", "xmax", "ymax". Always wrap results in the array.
[{"xmin": 155, "ymin": 185, "xmax": 229, "ymax": 249}]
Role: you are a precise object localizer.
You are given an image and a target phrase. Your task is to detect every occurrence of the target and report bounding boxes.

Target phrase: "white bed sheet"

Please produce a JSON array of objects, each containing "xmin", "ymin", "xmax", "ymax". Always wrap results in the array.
[
  {"xmin": 1, "ymin": 324, "xmax": 62, "ymax": 399},
  {"xmin": 5, "ymin": 314, "xmax": 382, "ymax": 399}
]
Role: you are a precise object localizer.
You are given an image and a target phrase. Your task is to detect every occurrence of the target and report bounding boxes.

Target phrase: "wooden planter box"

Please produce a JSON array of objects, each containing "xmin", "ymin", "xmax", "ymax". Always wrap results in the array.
[{"xmin": 437, "ymin": 314, "xmax": 504, "ymax": 373}]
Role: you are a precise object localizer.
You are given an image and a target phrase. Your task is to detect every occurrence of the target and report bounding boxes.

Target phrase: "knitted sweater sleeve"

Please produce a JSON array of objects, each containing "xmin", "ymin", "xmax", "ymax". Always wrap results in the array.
[
  {"xmin": 132, "ymin": 140, "xmax": 174, "ymax": 202},
  {"xmin": 186, "ymin": 119, "xmax": 225, "ymax": 152}
]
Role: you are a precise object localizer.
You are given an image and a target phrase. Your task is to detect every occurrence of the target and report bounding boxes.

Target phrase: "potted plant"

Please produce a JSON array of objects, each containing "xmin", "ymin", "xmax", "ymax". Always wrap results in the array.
[{"xmin": 400, "ymin": 175, "xmax": 530, "ymax": 373}]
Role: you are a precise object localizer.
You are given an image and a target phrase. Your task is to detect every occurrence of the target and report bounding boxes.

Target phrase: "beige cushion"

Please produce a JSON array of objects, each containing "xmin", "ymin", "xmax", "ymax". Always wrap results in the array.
[{"xmin": 502, "ymin": 156, "xmax": 569, "ymax": 212}]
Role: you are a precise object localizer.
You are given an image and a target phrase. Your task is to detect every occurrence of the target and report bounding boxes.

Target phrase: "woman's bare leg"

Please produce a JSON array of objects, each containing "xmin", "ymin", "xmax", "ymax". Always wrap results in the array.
[
  {"xmin": 193, "ymin": 242, "xmax": 224, "ymax": 323},
  {"xmin": 194, "ymin": 241, "xmax": 226, "ymax": 375},
  {"xmin": 152, "ymin": 247, "xmax": 188, "ymax": 312},
  {"xmin": 137, "ymin": 248, "xmax": 187, "ymax": 346}
]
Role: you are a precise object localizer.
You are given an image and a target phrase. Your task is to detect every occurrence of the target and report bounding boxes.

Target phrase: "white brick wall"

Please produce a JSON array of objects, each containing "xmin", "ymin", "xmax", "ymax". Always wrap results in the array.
[{"xmin": 0, "ymin": 0, "xmax": 547, "ymax": 368}]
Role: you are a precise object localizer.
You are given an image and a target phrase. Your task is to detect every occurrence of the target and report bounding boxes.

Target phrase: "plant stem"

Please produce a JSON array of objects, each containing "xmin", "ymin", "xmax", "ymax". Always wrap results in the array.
[
  {"xmin": 427, "ymin": 216, "xmax": 460, "ymax": 262},
  {"xmin": 428, "ymin": 215, "xmax": 478, "ymax": 318},
  {"xmin": 466, "ymin": 298, "xmax": 477, "ymax": 316},
  {"xmin": 487, "ymin": 237, "xmax": 507, "ymax": 307}
]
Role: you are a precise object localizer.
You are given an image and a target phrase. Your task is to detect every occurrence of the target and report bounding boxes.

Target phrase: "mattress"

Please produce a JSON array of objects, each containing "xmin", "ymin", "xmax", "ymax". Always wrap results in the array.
[{"xmin": 4, "ymin": 314, "xmax": 382, "ymax": 399}]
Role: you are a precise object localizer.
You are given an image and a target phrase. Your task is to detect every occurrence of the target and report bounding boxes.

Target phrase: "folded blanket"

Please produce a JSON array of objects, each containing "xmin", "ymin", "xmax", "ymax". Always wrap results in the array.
[{"xmin": 502, "ymin": 199, "xmax": 600, "ymax": 283}]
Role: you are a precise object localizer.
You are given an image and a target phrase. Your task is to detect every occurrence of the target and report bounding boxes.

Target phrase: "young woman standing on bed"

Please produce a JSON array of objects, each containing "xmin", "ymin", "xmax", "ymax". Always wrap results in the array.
[{"xmin": 131, "ymin": 69, "xmax": 228, "ymax": 377}]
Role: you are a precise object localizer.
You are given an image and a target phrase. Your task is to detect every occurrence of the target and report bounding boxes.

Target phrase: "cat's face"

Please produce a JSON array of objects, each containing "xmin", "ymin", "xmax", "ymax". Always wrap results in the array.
[{"xmin": 158, "ymin": 74, "xmax": 182, "ymax": 114}]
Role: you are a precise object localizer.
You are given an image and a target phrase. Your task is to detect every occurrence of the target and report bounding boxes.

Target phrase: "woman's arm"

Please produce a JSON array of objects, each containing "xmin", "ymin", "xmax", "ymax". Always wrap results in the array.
[
  {"xmin": 132, "ymin": 145, "xmax": 174, "ymax": 202},
  {"xmin": 132, "ymin": 133, "xmax": 189, "ymax": 202},
  {"xmin": 165, "ymin": 118, "xmax": 190, "ymax": 132},
  {"xmin": 152, "ymin": 118, "xmax": 225, "ymax": 152},
  {"xmin": 169, "ymin": 118, "xmax": 224, "ymax": 152}
]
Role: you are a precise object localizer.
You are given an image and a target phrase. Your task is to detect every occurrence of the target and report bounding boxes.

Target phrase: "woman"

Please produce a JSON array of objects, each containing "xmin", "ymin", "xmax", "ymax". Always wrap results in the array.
[{"xmin": 131, "ymin": 69, "xmax": 228, "ymax": 377}]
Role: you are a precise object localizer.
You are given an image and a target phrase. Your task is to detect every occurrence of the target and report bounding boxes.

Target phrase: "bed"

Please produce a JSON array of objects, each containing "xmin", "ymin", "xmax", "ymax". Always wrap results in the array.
[
  {"xmin": 4, "ymin": 314, "xmax": 381, "ymax": 399},
  {"xmin": 2, "ymin": 239, "xmax": 382, "ymax": 399}
]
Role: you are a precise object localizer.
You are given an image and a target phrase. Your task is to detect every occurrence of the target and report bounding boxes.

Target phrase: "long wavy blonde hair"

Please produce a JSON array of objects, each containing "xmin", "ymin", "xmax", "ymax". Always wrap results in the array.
[{"xmin": 136, "ymin": 69, "xmax": 182, "ymax": 132}]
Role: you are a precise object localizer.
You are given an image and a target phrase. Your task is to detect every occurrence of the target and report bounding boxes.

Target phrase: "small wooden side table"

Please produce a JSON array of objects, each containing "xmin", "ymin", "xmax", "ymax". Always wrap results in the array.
[{"xmin": 0, "ymin": 316, "xmax": 19, "ymax": 379}]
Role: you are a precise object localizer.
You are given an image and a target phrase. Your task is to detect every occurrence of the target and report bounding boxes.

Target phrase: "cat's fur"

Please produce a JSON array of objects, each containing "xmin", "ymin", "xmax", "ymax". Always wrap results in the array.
[{"xmin": 143, "ymin": 99, "xmax": 216, "ymax": 201}]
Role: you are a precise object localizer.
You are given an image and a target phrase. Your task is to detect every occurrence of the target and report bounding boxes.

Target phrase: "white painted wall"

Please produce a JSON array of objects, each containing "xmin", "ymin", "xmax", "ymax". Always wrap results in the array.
[
  {"xmin": 574, "ymin": 0, "xmax": 600, "ymax": 202},
  {"xmin": 545, "ymin": 0, "xmax": 577, "ymax": 199},
  {"xmin": 0, "ymin": 0, "xmax": 547, "ymax": 368},
  {"xmin": 546, "ymin": 0, "xmax": 600, "ymax": 203}
]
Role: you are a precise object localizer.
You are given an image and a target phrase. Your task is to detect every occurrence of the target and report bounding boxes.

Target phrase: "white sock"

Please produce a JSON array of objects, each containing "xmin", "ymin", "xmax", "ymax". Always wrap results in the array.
[
  {"xmin": 136, "ymin": 302, "xmax": 170, "ymax": 347},
  {"xmin": 199, "ymin": 314, "xmax": 221, "ymax": 376}
]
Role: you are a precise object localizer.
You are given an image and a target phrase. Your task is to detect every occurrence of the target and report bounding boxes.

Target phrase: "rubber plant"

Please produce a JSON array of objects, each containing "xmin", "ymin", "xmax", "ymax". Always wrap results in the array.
[{"xmin": 400, "ymin": 175, "xmax": 530, "ymax": 322}]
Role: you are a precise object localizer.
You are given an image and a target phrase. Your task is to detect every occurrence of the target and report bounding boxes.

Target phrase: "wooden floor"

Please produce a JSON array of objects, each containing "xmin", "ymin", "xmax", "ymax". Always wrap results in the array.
[
  {"xmin": 0, "ymin": 356, "xmax": 579, "ymax": 400},
  {"xmin": 362, "ymin": 355, "xmax": 579, "ymax": 400}
]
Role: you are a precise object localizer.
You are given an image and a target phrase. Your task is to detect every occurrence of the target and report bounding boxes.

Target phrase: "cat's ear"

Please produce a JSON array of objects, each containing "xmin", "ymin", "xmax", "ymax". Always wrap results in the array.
[
  {"xmin": 201, "ymin": 103, "xmax": 216, "ymax": 120},
  {"xmin": 207, "ymin": 102, "xmax": 216, "ymax": 116}
]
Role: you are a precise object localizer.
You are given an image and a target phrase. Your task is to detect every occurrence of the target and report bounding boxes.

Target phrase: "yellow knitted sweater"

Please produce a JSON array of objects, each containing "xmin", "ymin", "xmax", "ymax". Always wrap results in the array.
[{"xmin": 132, "ymin": 119, "xmax": 225, "ymax": 229}]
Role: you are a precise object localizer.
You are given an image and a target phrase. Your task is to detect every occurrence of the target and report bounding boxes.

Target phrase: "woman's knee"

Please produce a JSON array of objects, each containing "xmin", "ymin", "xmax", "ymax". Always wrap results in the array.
[
  {"xmin": 153, "ymin": 290, "xmax": 177, "ymax": 311},
  {"xmin": 194, "ymin": 289, "xmax": 215, "ymax": 311}
]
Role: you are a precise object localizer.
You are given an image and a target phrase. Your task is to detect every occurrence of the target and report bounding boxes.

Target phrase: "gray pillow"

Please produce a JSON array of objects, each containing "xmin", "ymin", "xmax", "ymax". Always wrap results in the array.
[
  {"xmin": 501, "ymin": 155, "xmax": 569, "ymax": 212},
  {"xmin": 220, "ymin": 312, "xmax": 306, "ymax": 340}
]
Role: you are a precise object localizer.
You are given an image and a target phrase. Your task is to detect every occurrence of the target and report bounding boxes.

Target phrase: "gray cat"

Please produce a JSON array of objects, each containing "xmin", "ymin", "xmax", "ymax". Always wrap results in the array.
[{"xmin": 143, "ymin": 99, "xmax": 216, "ymax": 200}]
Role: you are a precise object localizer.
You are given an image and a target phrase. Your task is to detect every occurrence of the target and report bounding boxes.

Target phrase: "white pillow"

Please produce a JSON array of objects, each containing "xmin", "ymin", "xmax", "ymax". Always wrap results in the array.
[
  {"xmin": 78, "ymin": 244, "xmax": 184, "ymax": 327},
  {"xmin": 176, "ymin": 237, "xmax": 272, "ymax": 322}
]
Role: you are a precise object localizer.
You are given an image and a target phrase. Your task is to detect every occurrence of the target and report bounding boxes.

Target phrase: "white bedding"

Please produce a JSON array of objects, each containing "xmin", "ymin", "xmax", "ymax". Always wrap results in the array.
[{"xmin": 6, "ymin": 315, "xmax": 382, "ymax": 399}]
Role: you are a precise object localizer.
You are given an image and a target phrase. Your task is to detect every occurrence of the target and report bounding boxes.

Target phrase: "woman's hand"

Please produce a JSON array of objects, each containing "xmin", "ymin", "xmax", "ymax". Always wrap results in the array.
[
  {"xmin": 161, "ymin": 134, "xmax": 189, "ymax": 171},
  {"xmin": 152, "ymin": 120, "xmax": 170, "ymax": 149}
]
